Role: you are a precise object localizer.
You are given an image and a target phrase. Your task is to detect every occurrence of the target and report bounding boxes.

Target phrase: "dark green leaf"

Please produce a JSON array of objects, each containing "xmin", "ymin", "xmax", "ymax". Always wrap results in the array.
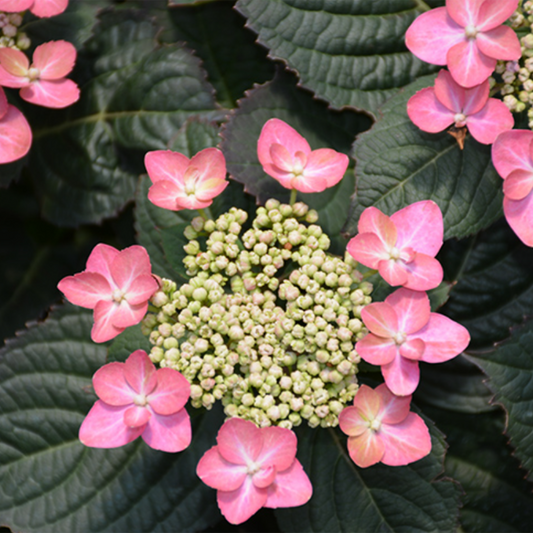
[
  {"xmin": 346, "ymin": 74, "xmax": 503, "ymax": 241},
  {"xmin": 0, "ymin": 157, "xmax": 25, "ymax": 188},
  {"xmin": 235, "ymin": 0, "xmax": 438, "ymax": 117},
  {"xmin": 0, "ymin": 304, "xmax": 223, "ymax": 532},
  {"xmin": 108, "ymin": 323, "xmax": 152, "ymax": 363},
  {"xmin": 161, "ymin": 223, "xmax": 190, "ymax": 282}
]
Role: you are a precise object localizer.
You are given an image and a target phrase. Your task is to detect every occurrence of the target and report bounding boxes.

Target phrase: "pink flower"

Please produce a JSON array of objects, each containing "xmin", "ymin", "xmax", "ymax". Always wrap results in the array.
[
  {"xmin": 492, "ymin": 130, "xmax": 533, "ymax": 246},
  {"xmin": 346, "ymin": 201, "xmax": 444, "ymax": 291},
  {"xmin": 196, "ymin": 417, "xmax": 312, "ymax": 525},
  {"xmin": 145, "ymin": 147, "xmax": 228, "ymax": 211},
  {"xmin": 338, "ymin": 383, "xmax": 431, "ymax": 468},
  {"xmin": 57, "ymin": 244, "xmax": 159, "ymax": 343},
  {"xmin": 405, "ymin": 0, "xmax": 521, "ymax": 88},
  {"xmin": 0, "ymin": 40, "xmax": 79, "ymax": 108},
  {"xmin": 257, "ymin": 118, "xmax": 349, "ymax": 193},
  {"xmin": 0, "ymin": 0, "xmax": 68, "ymax": 18},
  {"xmin": 0, "ymin": 86, "xmax": 31, "ymax": 163},
  {"xmin": 356, "ymin": 288, "xmax": 470, "ymax": 396},
  {"xmin": 407, "ymin": 70, "xmax": 513, "ymax": 145},
  {"xmin": 79, "ymin": 350, "xmax": 192, "ymax": 452}
]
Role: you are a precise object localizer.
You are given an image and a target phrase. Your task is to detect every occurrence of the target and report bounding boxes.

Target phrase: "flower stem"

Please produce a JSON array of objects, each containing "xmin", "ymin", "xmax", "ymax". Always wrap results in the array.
[
  {"xmin": 362, "ymin": 269, "xmax": 378, "ymax": 279},
  {"xmin": 290, "ymin": 189, "xmax": 298, "ymax": 206},
  {"xmin": 197, "ymin": 208, "xmax": 210, "ymax": 220},
  {"xmin": 413, "ymin": 0, "xmax": 431, "ymax": 11}
]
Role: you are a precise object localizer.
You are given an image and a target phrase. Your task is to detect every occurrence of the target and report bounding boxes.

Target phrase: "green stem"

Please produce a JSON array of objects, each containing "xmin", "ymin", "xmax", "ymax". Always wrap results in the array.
[
  {"xmin": 290, "ymin": 189, "xmax": 298, "ymax": 206},
  {"xmin": 197, "ymin": 208, "xmax": 209, "ymax": 220},
  {"xmin": 413, "ymin": 0, "xmax": 432, "ymax": 11},
  {"xmin": 362, "ymin": 269, "xmax": 378, "ymax": 279}
]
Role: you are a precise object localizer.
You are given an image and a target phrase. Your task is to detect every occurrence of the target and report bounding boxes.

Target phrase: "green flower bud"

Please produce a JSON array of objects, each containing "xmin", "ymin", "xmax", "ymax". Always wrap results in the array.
[
  {"xmin": 306, "ymin": 210, "xmax": 319, "ymax": 223},
  {"xmin": 300, "ymin": 404, "xmax": 314, "ymax": 419},
  {"xmin": 150, "ymin": 347, "xmax": 164, "ymax": 363},
  {"xmin": 191, "ymin": 217, "xmax": 205, "ymax": 232},
  {"xmin": 265, "ymin": 198, "xmax": 280, "ymax": 210},
  {"xmin": 292, "ymin": 202, "xmax": 309, "ymax": 217},
  {"xmin": 152, "ymin": 291, "xmax": 169, "ymax": 307},
  {"xmin": 190, "ymin": 384, "xmax": 203, "ymax": 399},
  {"xmin": 184, "ymin": 225, "xmax": 198, "ymax": 240}
]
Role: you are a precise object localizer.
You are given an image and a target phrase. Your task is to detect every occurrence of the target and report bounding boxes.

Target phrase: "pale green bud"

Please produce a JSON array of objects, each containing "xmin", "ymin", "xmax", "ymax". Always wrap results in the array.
[
  {"xmin": 306, "ymin": 210, "xmax": 319, "ymax": 223},
  {"xmin": 190, "ymin": 384, "xmax": 203, "ymax": 399}
]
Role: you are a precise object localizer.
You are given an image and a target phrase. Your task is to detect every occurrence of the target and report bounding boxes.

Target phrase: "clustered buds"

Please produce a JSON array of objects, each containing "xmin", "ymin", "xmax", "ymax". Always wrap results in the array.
[
  {"xmin": 142, "ymin": 199, "xmax": 372, "ymax": 429},
  {"xmin": 0, "ymin": 11, "xmax": 29, "ymax": 50}
]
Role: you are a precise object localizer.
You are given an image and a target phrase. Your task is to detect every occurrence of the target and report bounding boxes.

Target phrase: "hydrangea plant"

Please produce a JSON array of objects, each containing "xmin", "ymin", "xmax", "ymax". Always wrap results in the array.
[{"xmin": 1, "ymin": 0, "xmax": 533, "ymax": 532}]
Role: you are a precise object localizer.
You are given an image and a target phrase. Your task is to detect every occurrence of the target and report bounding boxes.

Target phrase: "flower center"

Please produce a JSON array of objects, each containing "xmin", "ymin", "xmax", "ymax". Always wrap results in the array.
[
  {"xmin": 393, "ymin": 332, "xmax": 407, "ymax": 345},
  {"xmin": 27, "ymin": 67, "xmax": 40, "ymax": 81},
  {"xmin": 464, "ymin": 25, "xmax": 478, "ymax": 39},
  {"xmin": 454, "ymin": 113, "xmax": 467, "ymax": 127},
  {"xmin": 246, "ymin": 461, "xmax": 261, "ymax": 475},
  {"xmin": 184, "ymin": 167, "xmax": 200, "ymax": 196},
  {"xmin": 389, "ymin": 246, "xmax": 402, "ymax": 261},
  {"xmin": 133, "ymin": 393, "xmax": 148, "ymax": 407},
  {"xmin": 112, "ymin": 289, "xmax": 125, "ymax": 303},
  {"xmin": 292, "ymin": 151, "xmax": 307, "ymax": 177},
  {"xmin": 369, "ymin": 418, "xmax": 381, "ymax": 432}
]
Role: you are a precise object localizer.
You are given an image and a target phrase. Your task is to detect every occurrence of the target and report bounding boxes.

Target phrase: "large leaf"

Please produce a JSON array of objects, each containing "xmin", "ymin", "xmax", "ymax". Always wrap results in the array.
[
  {"xmin": 29, "ymin": 10, "xmax": 221, "ymax": 226},
  {"xmin": 346, "ymin": 75, "xmax": 503, "ymax": 241},
  {"xmin": 235, "ymin": 0, "xmax": 438, "ymax": 117},
  {"xmin": 221, "ymin": 69, "xmax": 372, "ymax": 255},
  {"xmin": 275, "ymin": 417, "xmax": 459, "ymax": 532},
  {"xmin": 0, "ymin": 304, "xmax": 223, "ymax": 532}
]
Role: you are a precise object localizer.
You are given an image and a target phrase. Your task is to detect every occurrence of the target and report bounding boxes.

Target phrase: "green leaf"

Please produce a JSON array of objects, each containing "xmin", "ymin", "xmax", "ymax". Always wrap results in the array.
[
  {"xmin": 108, "ymin": 324, "xmax": 152, "ymax": 363},
  {"xmin": 346, "ymin": 74, "xmax": 503, "ymax": 241},
  {"xmin": 221, "ymin": 69, "xmax": 372, "ymax": 255},
  {"xmin": 0, "ymin": 157, "xmax": 25, "ymax": 188},
  {"xmin": 275, "ymin": 417, "xmax": 459, "ymax": 532},
  {"xmin": 0, "ymin": 304, "xmax": 223, "ymax": 532},
  {"xmin": 235, "ymin": 0, "xmax": 438, "ymax": 117},
  {"xmin": 467, "ymin": 319, "xmax": 533, "ymax": 481}
]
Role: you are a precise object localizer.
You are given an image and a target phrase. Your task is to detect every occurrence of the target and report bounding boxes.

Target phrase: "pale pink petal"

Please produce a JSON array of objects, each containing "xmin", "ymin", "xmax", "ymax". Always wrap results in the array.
[
  {"xmin": 351, "ymin": 384, "xmax": 381, "ymax": 420},
  {"xmin": 265, "ymin": 460, "xmax": 312, "ymax": 508},
  {"xmin": 111, "ymin": 300, "xmax": 148, "ymax": 329},
  {"xmin": 149, "ymin": 368, "xmax": 190, "ymax": 415},
  {"xmin": 346, "ymin": 233, "xmax": 389, "ymax": 269},
  {"xmin": 433, "ymin": 69, "xmax": 464, "ymax": 113},
  {"xmin": 447, "ymin": 0, "xmax": 484, "ymax": 26},
  {"xmin": 256, "ymin": 427, "xmax": 296, "ymax": 471},
  {"xmin": 492, "ymin": 130, "xmax": 533, "ymax": 179},
  {"xmin": 124, "ymin": 405, "xmax": 151, "ymax": 428},
  {"xmin": 385, "ymin": 288, "xmax": 430, "ymax": 333},
  {"xmin": 356, "ymin": 334, "xmax": 398, "ymax": 366},
  {"xmin": 462, "ymin": 78, "xmax": 490, "ymax": 116},
  {"xmin": 338, "ymin": 405, "xmax": 371, "ymax": 438},
  {"xmin": 110, "ymin": 246, "xmax": 152, "ymax": 292},
  {"xmin": 399, "ymin": 338, "xmax": 426, "ymax": 360},
  {"xmin": 57, "ymin": 272, "xmax": 111, "ymax": 309},
  {"xmin": 188, "ymin": 147, "xmax": 226, "ymax": 183},
  {"xmin": 269, "ymin": 143, "xmax": 294, "ymax": 172},
  {"xmin": 381, "ymin": 355, "xmax": 420, "ymax": 396},
  {"xmin": 79, "ymin": 401, "xmax": 144, "ymax": 448},
  {"xmin": 217, "ymin": 477, "xmax": 268, "ymax": 525},
  {"xmin": 379, "ymin": 413, "xmax": 431, "ymax": 466},
  {"xmin": 391, "ymin": 200, "xmax": 444, "ymax": 256},
  {"xmin": 405, "ymin": 8, "xmax": 464, "ymax": 65},
  {"xmin": 0, "ymin": 104, "xmax": 32, "ymax": 163},
  {"xmin": 197, "ymin": 447, "xmax": 247, "ymax": 491},
  {"xmin": 142, "ymin": 408, "xmax": 192, "ymax": 452},
  {"xmin": 503, "ymin": 169, "xmax": 533, "ymax": 200},
  {"xmin": 93, "ymin": 362, "xmax": 134, "ymax": 406},
  {"xmin": 402, "ymin": 254, "xmax": 444, "ymax": 291},
  {"xmin": 302, "ymin": 148, "xmax": 349, "ymax": 188},
  {"xmin": 407, "ymin": 87, "xmax": 455, "ymax": 133},
  {"xmin": 86, "ymin": 243, "xmax": 119, "ymax": 282},
  {"xmin": 174, "ymin": 194, "xmax": 212, "ymax": 210},
  {"xmin": 0, "ymin": 65, "xmax": 28, "ymax": 88},
  {"xmin": 476, "ymin": 0, "xmax": 520, "ymax": 32},
  {"xmin": 477, "ymin": 26, "xmax": 522, "ymax": 61},
  {"xmin": 30, "ymin": 0, "xmax": 69, "ymax": 17},
  {"xmin": 124, "ymin": 274, "xmax": 158, "ymax": 306},
  {"xmin": 377, "ymin": 259, "xmax": 409, "ymax": 287},
  {"xmin": 467, "ymin": 98, "xmax": 514, "ymax": 144},
  {"xmin": 253, "ymin": 466, "xmax": 276, "ymax": 488},
  {"xmin": 148, "ymin": 180, "xmax": 184, "ymax": 210},
  {"xmin": 375, "ymin": 384, "xmax": 411, "ymax": 425},
  {"xmin": 194, "ymin": 178, "xmax": 229, "ymax": 202},
  {"xmin": 361, "ymin": 302, "xmax": 398, "ymax": 337},
  {"xmin": 0, "ymin": 0, "xmax": 33, "ymax": 12},
  {"xmin": 346, "ymin": 430, "xmax": 384, "ymax": 468},
  {"xmin": 91, "ymin": 301, "xmax": 124, "ymax": 343},
  {"xmin": 20, "ymin": 78, "xmax": 80, "ymax": 108},
  {"xmin": 217, "ymin": 418, "xmax": 263, "ymax": 465},
  {"xmin": 145, "ymin": 150, "xmax": 189, "ymax": 184},
  {"xmin": 290, "ymin": 173, "xmax": 329, "ymax": 194},
  {"xmin": 417, "ymin": 313, "xmax": 471, "ymax": 363},
  {"xmin": 504, "ymin": 193, "xmax": 533, "ymax": 246},
  {"xmin": 32, "ymin": 41, "xmax": 76, "ymax": 79},
  {"xmin": 0, "ymin": 47, "xmax": 29, "ymax": 78},
  {"xmin": 447, "ymin": 40, "xmax": 496, "ymax": 88},
  {"xmin": 0, "ymin": 88, "xmax": 6, "ymax": 119},
  {"xmin": 124, "ymin": 350, "xmax": 157, "ymax": 396},
  {"xmin": 357, "ymin": 207, "xmax": 398, "ymax": 246}
]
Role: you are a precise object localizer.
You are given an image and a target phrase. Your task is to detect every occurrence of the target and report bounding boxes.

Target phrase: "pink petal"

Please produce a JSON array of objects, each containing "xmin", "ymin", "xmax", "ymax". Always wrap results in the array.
[
  {"xmin": 30, "ymin": 0, "xmax": 69, "ymax": 17},
  {"xmin": 149, "ymin": 368, "xmax": 190, "ymax": 415},
  {"xmin": 145, "ymin": 150, "xmax": 189, "ymax": 184},
  {"xmin": 124, "ymin": 274, "xmax": 158, "ymax": 306},
  {"xmin": 111, "ymin": 246, "xmax": 153, "ymax": 292},
  {"xmin": 0, "ymin": 104, "xmax": 32, "ymax": 164},
  {"xmin": 447, "ymin": 0, "xmax": 483, "ymax": 26},
  {"xmin": 0, "ymin": 0, "xmax": 34, "ymax": 11},
  {"xmin": 476, "ymin": 0, "xmax": 520, "ymax": 32},
  {"xmin": 477, "ymin": 25, "xmax": 522, "ymax": 61},
  {"xmin": 381, "ymin": 354, "xmax": 420, "ymax": 396},
  {"xmin": 197, "ymin": 447, "xmax": 247, "ymax": 491},
  {"xmin": 377, "ymin": 259, "xmax": 409, "ymax": 287},
  {"xmin": 379, "ymin": 413, "xmax": 432, "ymax": 466},
  {"xmin": 111, "ymin": 300, "xmax": 148, "ymax": 329},
  {"xmin": 346, "ymin": 430, "xmax": 385, "ymax": 468},
  {"xmin": 148, "ymin": 180, "xmax": 184, "ymax": 210},
  {"xmin": 357, "ymin": 207, "xmax": 398, "ymax": 247},
  {"xmin": 346, "ymin": 233, "xmax": 389, "ymax": 269},
  {"xmin": 270, "ymin": 143, "xmax": 294, "ymax": 172},
  {"xmin": 351, "ymin": 384, "xmax": 381, "ymax": 420},
  {"xmin": 447, "ymin": 40, "xmax": 496, "ymax": 88},
  {"xmin": 417, "ymin": 313, "xmax": 471, "ymax": 363},
  {"xmin": 253, "ymin": 466, "xmax": 276, "ymax": 489},
  {"xmin": 142, "ymin": 408, "xmax": 192, "ymax": 452},
  {"xmin": 174, "ymin": 194, "xmax": 213, "ymax": 210},
  {"xmin": 86, "ymin": 243, "xmax": 119, "ymax": 282},
  {"xmin": 375, "ymin": 383, "xmax": 411, "ymax": 425},
  {"xmin": 338, "ymin": 405, "xmax": 371, "ymax": 438},
  {"xmin": 0, "ymin": 88, "xmax": 6, "ymax": 119},
  {"xmin": 189, "ymin": 147, "xmax": 227, "ymax": 183},
  {"xmin": 194, "ymin": 178, "xmax": 228, "ymax": 202},
  {"xmin": 402, "ymin": 254, "xmax": 444, "ymax": 291},
  {"xmin": 303, "ymin": 148, "xmax": 349, "ymax": 188},
  {"xmin": 217, "ymin": 477, "xmax": 268, "ymax": 525},
  {"xmin": 32, "ymin": 41, "xmax": 76, "ymax": 79},
  {"xmin": 405, "ymin": 8, "xmax": 464, "ymax": 65},
  {"xmin": 124, "ymin": 350, "xmax": 157, "ymax": 396},
  {"xmin": 361, "ymin": 302, "xmax": 398, "ymax": 337},
  {"xmin": 433, "ymin": 69, "xmax": 464, "ymax": 113},
  {"xmin": 407, "ymin": 87, "xmax": 455, "ymax": 133},
  {"xmin": 399, "ymin": 338, "xmax": 426, "ymax": 360},
  {"xmin": 79, "ymin": 401, "xmax": 144, "ymax": 448},
  {"xmin": 91, "ymin": 302, "xmax": 124, "ymax": 343},
  {"xmin": 124, "ymin": 405, "xmax": 151, "ymax": 428},
  {"xmin": 20, "ymin": 78, "xmax": 80, "ymax": 108},
  {"xmin": 57, "ymin": 272, "xmax": 111, "ymax": 309},
  {"xmin": 385, "ymin": 288, "xmax": 430, "ymax": 334},
  {"xmin": 492, "ymin": 130, "xmax": 533, "ymax": 179},
  {"xmin": 504, "ymin": 193, "xmax": 533, "ymax": 246},
  {"xmin": 0, "ymin": 65, "xmax": 28, "ymax": 88},
  {"xmin": 265, "ymin": 460, "xmax": 312, "ymax": 508},
  {"xmin": 503, "ymin": 169, "xmax": 533, "ymax": 200},
  {"xmin": 290, "ymin": 173, "xmax": 329, "ymax": 194},
  {"xmin": 256, "ymin": 427, "xmax": 297, "ymax": 472},
  {"xmin": 93, "ymin": 361, "xmax": 134, "ymax": 406},
  {"xmin": 356, "ymin": 334, "xmax": 398, "ymax": 366},
  {"xmin": 462, "ymin": 78, "xmax": 490, "ymax": 116},
  {"xmin": 467, "ymin": 98, "xmax": 514, "ymax": 144},
  {"xmin": 0, "ymin": 47, "xmax": 29, "ymax": 78},
  {"xmin": 217, "ymin": 418, "xmax": 263, "ymax": 465}
]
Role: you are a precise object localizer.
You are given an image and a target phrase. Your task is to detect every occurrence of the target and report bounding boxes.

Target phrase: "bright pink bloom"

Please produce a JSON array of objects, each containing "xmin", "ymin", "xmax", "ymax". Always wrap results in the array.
[
  {"xmin": 405, "ymin": 0, "xmax": 521, "ymax": 88},
  {"xmin": 0, "ymin": 40, "xmax": 79, "ymax": 108},
  {"xmin": 197, "ymin": 417, "xmax": 312, "ymax": 525},
  {"xmin": 257, "ymin": 118, "xmax": 349, "ymax": 193},
  {"xmin": 407, "ymin": 70, "xmax": 513, "ymax": 145},
  {"xmin": 145, "ymin": 147, "xmax": 228, "ymax": 211},
  {"xmin": 58, "ymin": 244, "xmax": 159, "ymax": 343},
  {"xmin": 339, "ymin": 384, "xmax": 431, "ymax": 468},
  {"xmin": 356, "ymin": 288, "xmax": 470, "ymax": 396},
  {"xmin": 0, "ymin": 86, "xmax": 32, "ymax": 163},
  {"xmin": 492, "ymin": 130, "xmax": 533, "ymax": 246},
  {"xmin": 0, "ymin": 0, "xmax": 68, "ymax": 17},
  {"xmin": 347, "ymin": 201, "xmax": 444, "ymax": 291},
  {"xmin": 79, "ymin": 350, "xmax": 191, "ymax": 452}
]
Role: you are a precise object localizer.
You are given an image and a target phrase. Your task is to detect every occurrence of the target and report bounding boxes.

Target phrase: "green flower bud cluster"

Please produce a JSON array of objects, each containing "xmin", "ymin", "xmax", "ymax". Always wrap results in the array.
[
  {"xmin": 142, "ymin": 200, "xmax": 372, "ymax": 430},
  {"xmin": 0, "ymin": 12, "xmax": 30, "ymax": 50}
]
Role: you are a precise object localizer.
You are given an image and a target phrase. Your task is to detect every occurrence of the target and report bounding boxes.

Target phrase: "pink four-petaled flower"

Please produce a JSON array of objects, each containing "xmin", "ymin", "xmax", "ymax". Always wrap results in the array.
[
  {"xmin": 196, "ymin": 417, "xmax": 312, "ymax": 525},
  {"xmin": 0, "ymin": 0, "xmax": 68, "ymax": 18},
  {"xmin": 145, "ymin": 147, "xmax": 228, "ymax": 211},
  {"xmin": 407, "ymin": 70, "xmax": 513, "ymax": 145},
  {"xmin": 0, "ymin": 86, "xmax": 32, "ymax": 163},
  {"xmin": 338, "ymin": 383, "xmax": 432, "ymax": 468},
  {"xmin": 79, "ymin": 350, "xmax": 192, "ymax": 452},
  {"xmin": 257, "ymin": 118, "xmax": 349, "ymax": 193},
  {"xmin": 405, "ymin": 0, "xmax": 521, "ymax": 88},
  {"xmin": 347, "ymin": 201, "xmax": 444, "ymax": 291},
  {"xmin": 0, "ymin": 40, "xmax": 80, "ymax": 108},
  {"xmin": 356, "ymin": 288, "xmax": 470, "ymax": 396},
  {"xmin": 57, "ymin": 244, "xmax": 159, "ymax": 343}
]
